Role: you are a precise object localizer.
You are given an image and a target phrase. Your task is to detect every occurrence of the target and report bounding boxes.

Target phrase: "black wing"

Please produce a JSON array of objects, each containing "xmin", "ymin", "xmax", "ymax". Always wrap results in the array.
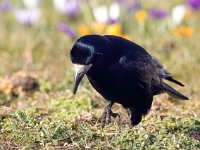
[
  {"xmin": 151, "ymin": 56, "xmax": 184, "ymax": 86},
  {"xmin": 104, "ymin": 35, "xmax": 183, "ymax": 88},
  {"xmin": 119, "ymin": 53, "xmax": 160, "ymax": 87}
]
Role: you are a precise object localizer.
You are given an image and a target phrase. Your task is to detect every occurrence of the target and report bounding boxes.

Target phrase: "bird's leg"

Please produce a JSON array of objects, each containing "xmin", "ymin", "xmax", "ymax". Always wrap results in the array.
[
  {"xmin": 130, "ymin": 109, "xmax": 142, "ymax": 126},
  {"xmin": 98, "ymin": 101, "xmax": 120, "ymax": 127},
  {"xmin": 98, "ymin": 102, "xmax": 114, "ymax": 126},
  {"xmin": 107, "ymin": 104, "xmax": 120, "ymax": 124}
]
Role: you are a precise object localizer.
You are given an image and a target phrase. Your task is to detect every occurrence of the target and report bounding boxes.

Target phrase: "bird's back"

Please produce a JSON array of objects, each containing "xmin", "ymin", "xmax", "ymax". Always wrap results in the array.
[{"xmin": 102, "ymin": 35, "xmax": 151, "ymax": 62}]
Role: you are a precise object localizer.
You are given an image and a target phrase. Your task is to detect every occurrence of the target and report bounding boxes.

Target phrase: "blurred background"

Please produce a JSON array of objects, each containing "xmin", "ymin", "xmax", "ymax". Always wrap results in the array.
[{"xmin": 0, "ymin": 0, "xmax": 200, "ymax": 148}]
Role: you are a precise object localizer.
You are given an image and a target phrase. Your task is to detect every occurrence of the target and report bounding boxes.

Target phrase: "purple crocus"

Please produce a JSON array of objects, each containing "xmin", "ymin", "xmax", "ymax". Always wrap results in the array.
[
  {"xmin": 0, "ymin": 0, "xmax": 11, "ymax": 13},
  {"xmin": 14, "ymin": 8, "xmax": 41, "ymax": 26},
  {"xmin": 187, "ymin": 0, "xmax": 200, "ymax": 10},
  {"xmin": 57, "ymin": 22, "xmax": 77, "ymax": 40},
  {"xmin": 53, "ymin": 0, "xmax": 80, "ymax": 19},
  {"xmin": 115, "ymin": 0, "xmax": 124, "ymax": 3},
  {"xmin": 127, "ymin": 2, "xmax": 141, "ymax": 13},
  {"xmin": 108, "ymin": 18, "xmax": 118, "ymax": 24},
  {"xmin": 149, "ymin": 8, "xmax": 168, "ymax": 19}
]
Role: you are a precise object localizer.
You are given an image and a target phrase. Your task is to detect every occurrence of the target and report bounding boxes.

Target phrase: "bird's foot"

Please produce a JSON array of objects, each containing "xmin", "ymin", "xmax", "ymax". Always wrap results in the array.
[
  {"xmin": 130, "ymin": 110, "xmax": 142, "ymax": 126},
  {"xmin": 98, "ymin": 102, "xmax": 120, "ymax": 127}
]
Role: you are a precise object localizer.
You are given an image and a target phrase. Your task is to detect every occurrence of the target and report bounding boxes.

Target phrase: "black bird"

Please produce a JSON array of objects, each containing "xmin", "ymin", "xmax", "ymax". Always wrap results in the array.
[{"xmin": 70, "ymin": 34, "xmax": 188, "ymax": 126}]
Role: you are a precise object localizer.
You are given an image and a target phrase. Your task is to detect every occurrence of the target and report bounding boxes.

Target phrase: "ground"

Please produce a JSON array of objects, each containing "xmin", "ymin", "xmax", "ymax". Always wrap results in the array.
[{"xmin": 0, "ymin": 0, "xmax": 200, "ymax": 149}]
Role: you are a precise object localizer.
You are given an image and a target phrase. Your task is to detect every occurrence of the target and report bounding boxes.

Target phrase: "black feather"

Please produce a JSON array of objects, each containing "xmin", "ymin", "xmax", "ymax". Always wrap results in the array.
[
  {"xmin": 163, "ymin": 83, "xmax": 188, "ymax": 100},
  {"xmin": 165, "ymin": 77, "xmax": 184, "ymax": 86}
]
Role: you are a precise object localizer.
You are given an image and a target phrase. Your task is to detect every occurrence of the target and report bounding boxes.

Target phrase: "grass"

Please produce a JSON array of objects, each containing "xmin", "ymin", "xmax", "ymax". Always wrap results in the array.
[{"xmin": 0, "ymin": 0, "xmax": 200, "ymax": 149}]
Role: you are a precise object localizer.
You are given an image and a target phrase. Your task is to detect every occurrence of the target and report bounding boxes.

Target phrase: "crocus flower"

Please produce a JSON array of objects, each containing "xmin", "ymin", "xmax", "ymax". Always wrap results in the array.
[
  {"xmin": 78, "ymin": 22, "xmax": 106, "ymax": 35},
  {"xmin": 171, "ymin": 5, "xmax": 186, "ymax": 26},
  {"xmin": 22, "ymin": 0, "xmax": 41, "ymax": 8},
  {"xmin": 127, "ymin": 2, "xmax": 141, "ymax": 13},
  {"xmin": 78, "ymin": 24, "xmax": 91, "ymax": 36},
  {"xmin": 179, "ymin": 26, "xmax": 194, "ymax": 37},
  {"xmin": 93, "ymin": 6, "xmax": 108, "ymax": 23},
  {"xmin": 121, "ymin": 34, "xmax": 131, "ymax": 40},
  {"xmin": 149, "ymin": 8, "xmax": 168, "ymax": 19},
  {"xmin": 93, "ymin": 2, "xmax": 120, "ymax": 23},
  {"xmin": 115, "ymin": 0, "xmax": 124, "ymax": 3},
  {"xmin": 187, "ymin": 0, "xmax": 200, "ymax": 10},
  {"xmin": 109, "ymin": 3, "xmax": 120, "ymax": 23},
  {"xmin": 171, "ymin": 26, "xmax": 194, "ymax": 38},
  {"xmin": 105, "ymin": 23, "xmax": 122, "ymax": 36},
  {"xmin": 134, "ymin": 10, "xmax": 148, "ymax": 23},
  {"xmin": 58, "ymin": 22, "xmax": 77, "ymax": 40},
  {"xmin": 0, "ymin": 0, "xmax": 11, "ymax": 13},
  {"xmin": 90, "ymin": 22, "xmax": 106, "ymax": 34},
  {"xmin": 105, "ymin": 23, "xmax": 131, "ymax": 40},
  {"xmin": 14, "ymin": 8, "xmax": 41, "ymax": 26},
  {"xmin": 53, "ymin": 0, "xmax": 80, "ymax": 18}
]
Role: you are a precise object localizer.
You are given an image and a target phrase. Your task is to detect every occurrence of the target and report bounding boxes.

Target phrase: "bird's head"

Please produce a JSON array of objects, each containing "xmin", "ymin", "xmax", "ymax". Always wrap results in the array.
[{"xmin": 70, "ymin": 35, "xmax": 105, "ymax": 94}]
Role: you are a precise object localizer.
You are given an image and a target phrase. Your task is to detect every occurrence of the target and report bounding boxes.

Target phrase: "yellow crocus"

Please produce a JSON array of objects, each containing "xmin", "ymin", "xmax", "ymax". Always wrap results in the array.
[
  {"xmin": 78, "ymin": 24, "xmax": 91, "ymax": 36},
  {"xmin": 105, "ymin": 23, "xmax": 122, "ymax": 36},
  {"xmin": 91, "ymin": 22, "xmax": 106, "ymax": 34},
  {"xmin": 121, "ymin": 34, "xmax": 131, "ymax": 40},
  {"xmin": 179, "ymin": 26, "xmax": 193, "ymax": 38},
  {"xmin": 135, "ymin": 10, "xmax": 148, "ymax": 23},
  {"xmin": 172, "ymin": 26, "xmax": 194, "ymax": 38}
]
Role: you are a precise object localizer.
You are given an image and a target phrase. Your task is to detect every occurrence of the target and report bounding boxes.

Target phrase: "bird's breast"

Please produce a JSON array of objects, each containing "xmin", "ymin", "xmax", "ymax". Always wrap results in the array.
[
  {"xmin": 87, "ymin": 71, "xmax": 119, "ymax": 101},
  {"xmin": 86, "ymin": 68, "xmax": 141, "ymax": 103}
]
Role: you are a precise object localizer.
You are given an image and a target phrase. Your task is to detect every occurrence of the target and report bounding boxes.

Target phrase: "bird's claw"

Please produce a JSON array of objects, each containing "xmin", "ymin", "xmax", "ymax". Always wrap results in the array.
[{"xmin": 98, "ymin": 107, "xmax": 120, "ymax": 127}]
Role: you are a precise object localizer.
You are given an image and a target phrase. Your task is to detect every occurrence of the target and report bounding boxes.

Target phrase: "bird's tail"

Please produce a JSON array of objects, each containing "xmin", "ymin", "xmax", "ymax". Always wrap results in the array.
[
  {"xmin": 165, "ymin": 77, "xmax": 184, "ymax": 86},
  {"xmin": 163, "ymin": 83, "xmax": 189, "ymax": 100}
]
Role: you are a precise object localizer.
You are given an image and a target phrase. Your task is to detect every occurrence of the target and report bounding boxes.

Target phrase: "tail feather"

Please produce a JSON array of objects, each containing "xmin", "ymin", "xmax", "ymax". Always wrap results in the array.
[
  {"xmin": 163, "ymin": 83, "xmax": 188, "ymax": 100},
  {"xmin": 165, "ymin": 77, "xmax": 184, "ymax": 87}
]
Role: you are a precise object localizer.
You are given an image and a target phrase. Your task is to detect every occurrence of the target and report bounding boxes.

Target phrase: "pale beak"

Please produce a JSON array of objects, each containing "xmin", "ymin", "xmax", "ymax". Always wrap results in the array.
[{"xmin": 73, "ymin": 64, "xmax": 92, "ymax": 94}]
